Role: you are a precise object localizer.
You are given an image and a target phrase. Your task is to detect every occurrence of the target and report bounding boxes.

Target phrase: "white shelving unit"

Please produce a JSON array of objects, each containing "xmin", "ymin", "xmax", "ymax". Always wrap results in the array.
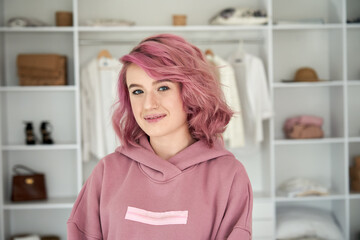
[
  {"xmin": 0, "ymin": 0, "xmax": 360, "ymax": 239},
  {"xmin": 0, "ymin": 0, "xmax": 81, "ymax": 239}
]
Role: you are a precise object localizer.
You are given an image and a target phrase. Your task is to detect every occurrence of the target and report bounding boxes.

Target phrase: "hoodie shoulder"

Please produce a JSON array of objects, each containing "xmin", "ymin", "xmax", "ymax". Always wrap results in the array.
[
  {"xmin": 224, "ymin": 154, "xmax": 248, "ymax": 174},
  {"xmin": 101, "ymin": 150, "xmax": 133, "ymax": 168},
  {"xmin": 208, "ymin": 153, "xmax": 250, "ymax": 181}
]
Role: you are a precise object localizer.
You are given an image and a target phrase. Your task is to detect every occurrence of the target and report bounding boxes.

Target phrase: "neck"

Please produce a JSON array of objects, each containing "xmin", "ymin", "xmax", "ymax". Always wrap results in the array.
[{"xmin": 149, "ymin": 132, "xmax": 196, "ymax": 161}]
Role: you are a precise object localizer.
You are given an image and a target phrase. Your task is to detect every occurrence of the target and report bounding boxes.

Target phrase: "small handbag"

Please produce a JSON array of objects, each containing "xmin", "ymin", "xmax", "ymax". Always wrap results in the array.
[{"xmin": 11, "ymin": 165, "xmax": 47, "ymax": 202}]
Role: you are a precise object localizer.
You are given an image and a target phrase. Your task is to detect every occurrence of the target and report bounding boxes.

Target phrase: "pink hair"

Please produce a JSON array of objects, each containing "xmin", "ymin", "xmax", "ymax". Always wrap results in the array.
[{"xmin": 112, "ymin": 33, "xmax": 233, "ymax": 148}]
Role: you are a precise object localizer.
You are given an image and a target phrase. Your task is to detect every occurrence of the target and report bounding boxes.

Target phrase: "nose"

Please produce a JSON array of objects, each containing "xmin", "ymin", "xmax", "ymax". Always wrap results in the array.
[{"xmin": 144, "ymin": 91, "xmax": 159, "ymax": 110}]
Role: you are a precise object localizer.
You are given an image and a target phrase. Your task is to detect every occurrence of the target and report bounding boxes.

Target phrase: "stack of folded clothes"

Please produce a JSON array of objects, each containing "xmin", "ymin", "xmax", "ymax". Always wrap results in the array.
[
  {"xmin": 11, "ymin": 235, "xmax": 59, "ymax": 240},
  {"xmin": 209, "ymin": 7, "xmax": 268, "ymax": 25},
  {"xmin": 277, "ymin": 177, "xmax": 329, "ymax": 198},
  {"xmin": 7, "ymin": 17, "xmax": 49, "ymax": 27},
  {"xmin": 283, "ymin": 115, "xmax": 324, "ymax": 139},
  {"xmin": 83, "ymin": 18, "xmax": 135, "ymax": 26}
]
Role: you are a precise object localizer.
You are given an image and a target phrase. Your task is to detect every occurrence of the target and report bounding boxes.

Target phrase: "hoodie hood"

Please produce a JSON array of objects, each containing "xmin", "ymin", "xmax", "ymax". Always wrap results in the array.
[{"xmin": 116, "ymin": 135, "xmax": 233, "ymax": 182}]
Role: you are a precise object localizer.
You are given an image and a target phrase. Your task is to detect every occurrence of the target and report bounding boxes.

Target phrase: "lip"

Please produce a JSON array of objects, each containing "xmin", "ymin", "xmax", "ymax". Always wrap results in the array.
[{"xmin": 144, "ymin": 114, "xmax": 167, "ymax": 123}]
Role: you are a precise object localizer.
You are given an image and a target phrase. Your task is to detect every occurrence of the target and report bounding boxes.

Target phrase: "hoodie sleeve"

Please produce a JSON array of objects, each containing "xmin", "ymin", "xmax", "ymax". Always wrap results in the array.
[
  {"xmin": 216, "ymin": 165, "xmax": 253, "ymax": 240},
  {"xmin": 67, "ymin": 159, "xmax": 104, "ymax": 240}
]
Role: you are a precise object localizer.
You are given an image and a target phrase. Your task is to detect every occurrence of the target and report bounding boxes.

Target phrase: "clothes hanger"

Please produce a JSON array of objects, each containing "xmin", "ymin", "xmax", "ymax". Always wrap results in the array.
[
  {"xmin": 237, "ymin": 39, "xmax": 244, "ymax": 54},
  {"xmin": 97, "ymin": 49, "xmax": 112, "ymax": 60},
  {"xmin": 235, "ymin": 39, "xmax": 245, "ymax": 61},
  {"xmin": 205, "ymin": 49, "xmax": 214, "ymax": 57}
]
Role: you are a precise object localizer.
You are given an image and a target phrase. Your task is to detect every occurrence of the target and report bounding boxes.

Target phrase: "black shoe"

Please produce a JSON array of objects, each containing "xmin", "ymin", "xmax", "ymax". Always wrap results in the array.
[
  {"xmin": 40, "ymin": 121, "xmax": 54, "ymax": 144},
  {"xmin": 24, "ymin": 121, "xmax": 36, "ymax": 145}
]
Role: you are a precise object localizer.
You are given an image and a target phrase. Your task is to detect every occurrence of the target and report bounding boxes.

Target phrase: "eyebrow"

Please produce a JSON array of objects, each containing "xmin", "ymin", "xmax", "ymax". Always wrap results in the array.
[{"xmin": 128, "ymin": 79, "xmax": 173, "ymax": 89}]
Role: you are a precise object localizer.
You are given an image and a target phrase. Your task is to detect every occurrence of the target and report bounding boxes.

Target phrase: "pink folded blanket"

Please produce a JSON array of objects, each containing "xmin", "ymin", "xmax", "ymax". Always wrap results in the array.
[
  {"xmin": 284, "ymin": 115, "xmax": 323, "ymax": 132},
  {"xmin": 286, "ymin": 124, "xmax": 324, "ymax": 139}
]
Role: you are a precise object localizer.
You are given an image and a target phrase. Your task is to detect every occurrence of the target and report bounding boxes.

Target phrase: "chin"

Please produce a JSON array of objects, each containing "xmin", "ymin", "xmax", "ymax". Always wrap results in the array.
[{"xmin": 145, "ymin": 132, "xmax": 168, "ymax": 139}]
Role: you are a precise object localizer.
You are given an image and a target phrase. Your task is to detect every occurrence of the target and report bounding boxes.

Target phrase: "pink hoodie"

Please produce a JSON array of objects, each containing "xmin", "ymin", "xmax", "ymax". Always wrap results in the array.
[{"xmin": 67, "ymin": 136, "xmax": 253, "ymax": 239}]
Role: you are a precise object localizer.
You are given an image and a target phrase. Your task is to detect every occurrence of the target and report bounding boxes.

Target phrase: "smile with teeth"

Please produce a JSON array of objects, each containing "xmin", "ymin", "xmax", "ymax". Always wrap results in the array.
[{"xmin": 144, "ymin": 114, "xmax": 166, "ymax": 123}]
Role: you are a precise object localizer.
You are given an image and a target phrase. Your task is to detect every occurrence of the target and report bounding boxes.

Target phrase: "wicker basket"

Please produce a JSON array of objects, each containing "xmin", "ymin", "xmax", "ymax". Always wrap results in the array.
[
  {"xmin": 172, "ymin": 15, "xmax": 187, "ymax": 26},
  {"xmin": 17, "ymin": 54, "xmax": 67, "ymax": 86},
  {"xmin": 56, "ymin": 11, "xmax": 73, "ymax": 26},
  {"xmin": 350, "ymin": 156, "xmax": 360, "ymax": 192}
]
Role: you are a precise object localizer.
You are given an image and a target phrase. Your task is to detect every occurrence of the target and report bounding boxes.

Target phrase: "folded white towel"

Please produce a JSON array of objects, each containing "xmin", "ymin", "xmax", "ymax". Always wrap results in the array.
[
  {"xmin": 84, "ymin": 18, "xmax": 135, "ymax": 26},
  {"xmin": 14, "ymin": 235, "xmax": 41, "ymax": 240},
  {"xmin": 210, "ymin": 8, "xmax": 268, "ymax": 25},
  {"xmin": 277, "ymin": 177, "xmax": 329, "ymax": 197},
  {"xmin": 7, "ymin": 17, "xmax": 49, "ymax": 27}
]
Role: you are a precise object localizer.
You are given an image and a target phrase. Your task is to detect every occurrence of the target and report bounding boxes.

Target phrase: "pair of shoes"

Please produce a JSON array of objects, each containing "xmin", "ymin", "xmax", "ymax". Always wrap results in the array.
[
  {"xmin": 24, "ymin": 122, "xmax": 36, "ymax": 145},
  {"xmin": 40, "ymin": 121, "xmax": 54, "ymax": 144},
  {"xmin": 24, "ymin": 121, "xmax": 54, "ymax": 145}
]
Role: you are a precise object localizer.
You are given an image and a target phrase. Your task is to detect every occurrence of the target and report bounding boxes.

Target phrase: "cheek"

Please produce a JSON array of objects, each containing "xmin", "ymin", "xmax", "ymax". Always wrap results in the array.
[
  {"xmin": 129, "ymin": 98, "xmax": 142, "ymax": 119},
  {"xmin": 178, "ymin": 106, "xmax": 188, "ymax": 122},
  {"xmin": 171, "ymin": 96, "xmax": 187, "ymax": 120},
  {"xmin": 177, "ymin": 92, "xmax": 186, "ymax": 115}
]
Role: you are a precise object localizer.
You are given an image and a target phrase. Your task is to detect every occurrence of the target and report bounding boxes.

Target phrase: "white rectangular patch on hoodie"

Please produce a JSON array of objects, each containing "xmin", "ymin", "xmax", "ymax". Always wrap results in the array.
[{"xmin": 125, "ymin": 206, "xmax": 188, "ymax": 225}]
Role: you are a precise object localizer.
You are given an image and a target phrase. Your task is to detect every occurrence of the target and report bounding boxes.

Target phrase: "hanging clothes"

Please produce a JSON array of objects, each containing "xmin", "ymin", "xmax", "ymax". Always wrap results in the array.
[
  {"xmin": 228, "ymin": 45, "xmax": 272, "ymax": 148},
  {"xmin": 206, "ymin": 54, "xmax": 245, "ymax": 148},
  {"xmin": 80, "ymin": 56, "xmax": 122, "ymax": 162}
]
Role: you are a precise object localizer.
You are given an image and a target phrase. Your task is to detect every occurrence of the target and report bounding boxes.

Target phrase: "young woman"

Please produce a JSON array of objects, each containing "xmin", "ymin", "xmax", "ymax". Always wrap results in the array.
[{"xmin": 67, "ymin": 33, "xmax": 253, "ymax": 239}]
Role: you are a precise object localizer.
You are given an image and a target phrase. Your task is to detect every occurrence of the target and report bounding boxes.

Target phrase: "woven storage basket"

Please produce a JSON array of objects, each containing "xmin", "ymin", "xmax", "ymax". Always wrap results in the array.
[
  {"xmin": 56, "ymin": 11, "xmax": 73, "ymax": 26},
  {"xmin": 172, "ymin": 15, "xmax": 187, "ymax": 26},
  {"xmin": 350, "ymin": 156, "xmax": 360, "ymax": 192},
  {"xmin": 17, "ymin": 54, "xmax": 67, "ymax": 86}
]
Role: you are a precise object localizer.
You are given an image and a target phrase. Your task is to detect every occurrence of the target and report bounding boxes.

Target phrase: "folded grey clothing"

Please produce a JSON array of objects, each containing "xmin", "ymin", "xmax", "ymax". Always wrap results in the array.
[
  {"xmin": 209, "ymin": 7, "xmax": 268, "ymax": 25},
  {"xmin": 277, "ymin": 177, "xmax": 329, "ymax": 197},
  {"xmin": 281, "ymin": 238, "xmax": 325, "ymax": 240},
  {"xmin": 11, "ymin": 235, "xmax": 59, "ymax": 240},
  {"xmin": 83, "ymin": 18, "xmax": 135, "ymax": 26},
  {"xmin": 13, "ymin": 235, "xmax": 40, "ymax": 240},
  {"xmin": 7, "ymin": 17, "xmax": 49, "ymax": 27}
]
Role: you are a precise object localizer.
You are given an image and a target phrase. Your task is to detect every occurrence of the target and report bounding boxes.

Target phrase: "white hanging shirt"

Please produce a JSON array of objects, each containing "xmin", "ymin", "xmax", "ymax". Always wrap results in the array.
[
  {"xmin": 80, "ymin": 57, "xmax": 122, "ymax": 162},
  {"xmin": 206, "ymin": 54, "xmax": 245, "ymax": 148},
  {"xmin": 228, "ymin": 50, "xmax": 272, "ymax": 147}
]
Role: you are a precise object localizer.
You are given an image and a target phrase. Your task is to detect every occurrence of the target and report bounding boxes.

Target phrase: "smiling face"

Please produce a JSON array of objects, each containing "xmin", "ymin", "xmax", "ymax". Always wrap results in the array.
[{"xmin": 126, "ymin": 64, "xmax": 191, "ymax": 141}]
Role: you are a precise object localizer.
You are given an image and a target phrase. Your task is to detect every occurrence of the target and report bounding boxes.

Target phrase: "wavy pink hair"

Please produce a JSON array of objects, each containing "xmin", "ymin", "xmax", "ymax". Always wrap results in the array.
[{"xmin": 112, "ymin": 33, "xmax": 233, "ymax": 148}]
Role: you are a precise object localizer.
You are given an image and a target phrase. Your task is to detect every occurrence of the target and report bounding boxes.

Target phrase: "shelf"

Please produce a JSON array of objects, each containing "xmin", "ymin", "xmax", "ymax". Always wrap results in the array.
[
  {"xmin": 347, "ymin": 24, "xmax": 360, "ymax": 29},
  {"xmin": 0, "ymin": 86, "xmax": 76, "ymax": 92},
  {"xmin": 276, "ymin": 194, "xmax": 345, "ymax": 202},
  {"xmin": 274, "ymin": 138, "xmax": 344, "ymax": 145},
  {"xmin": 272, "ymin": 24, "xmax": 342, "ymax": 30},
  {"xmin": 350, "ymin": 193, "xmax": 360, "ymax": 199},
  {"xmin": 273, "ymin": 81, "xmax": 343, "ymax": 88},
  {"xmin": 3, "ymin": 24, "xmax": 348, "ymax": 32},
  {"xmin": 349, "ymin": 137, "xmax": 360, "ymax": 143},
  {"xmin": 2, "ymin": 197, "xmax": 76, "ymax": 210},
  {"xmin": 0, "ymin": 0, "xmax": 358, "ymax": 239},
  {"xmin": 348, "ymin": 80, "xmax": 360, "ymax": 86},
  {"xmin": 78, "ymin": 25, "xmax": 269, "ymax": 32},
  {"xmin": 1, "ymin": 144, "xmax": 79, "ymax": 151},
  {"xmin": 253, "ymin": 191, "xmax": 272, "ymax": 202},
  {"xmin": 0, "ymin": 27, "xmax": 74, "ymax": 32}
]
